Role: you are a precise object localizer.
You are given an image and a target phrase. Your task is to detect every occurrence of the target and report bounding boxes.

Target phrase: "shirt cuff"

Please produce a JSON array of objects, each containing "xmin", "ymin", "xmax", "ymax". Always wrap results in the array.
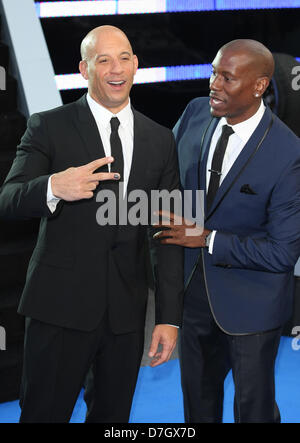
[
  {"xmin": 47, "ymin": 175, "xmax": 61, "ymax": 213},
  {"xmin": 208, "ymin": 230, "xmax": 217, "ymax": 254}
]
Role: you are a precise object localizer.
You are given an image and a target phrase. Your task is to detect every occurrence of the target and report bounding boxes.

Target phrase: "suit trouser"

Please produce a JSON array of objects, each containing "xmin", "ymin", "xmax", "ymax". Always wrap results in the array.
[
  {"xmin": 180, "ymin": 264, "xmax": 282, "ymax": 423},
  {"xmin": 19, "ymin": 312, "xmax": 144, "ymax": 423}
]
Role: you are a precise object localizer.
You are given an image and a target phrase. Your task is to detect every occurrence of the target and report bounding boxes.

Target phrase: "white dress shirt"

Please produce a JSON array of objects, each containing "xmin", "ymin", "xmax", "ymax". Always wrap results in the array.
[
  {"xmin": 207, "ymin": 100, "xmax": 266, "ymax": 253},
  {"xmin": 86, "ymin": 93, "xmax": 134, "ymax": 194},
  {"xmin": 47, "ymin": 93, "xmax": 134, "ymax": 210}
]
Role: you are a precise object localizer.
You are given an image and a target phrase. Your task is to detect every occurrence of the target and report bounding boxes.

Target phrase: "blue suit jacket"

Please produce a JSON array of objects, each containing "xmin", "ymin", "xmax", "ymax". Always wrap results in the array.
[{"xmin": 174, "ymin": 97, "xmax": 300, "ymax": 334}]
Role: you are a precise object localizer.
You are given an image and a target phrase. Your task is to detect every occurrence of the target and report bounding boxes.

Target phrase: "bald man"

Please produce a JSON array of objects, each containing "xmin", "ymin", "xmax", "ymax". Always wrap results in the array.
[
  {"xmin": 0, "ymin": 26, "xmax": 183, "ymax": 422},
  {"xmin": 155, "ymin": 39, "xmax": 300, "ymax": 422}
]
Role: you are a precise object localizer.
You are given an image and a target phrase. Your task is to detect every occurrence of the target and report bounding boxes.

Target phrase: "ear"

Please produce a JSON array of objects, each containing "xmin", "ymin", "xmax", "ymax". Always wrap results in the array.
[
  {"xmin": 254, "ymin": 76, "xmax": 270, "ymax": 97},
  {"xmin": 133, "ymin": 55, "xmax": 139, "ymax": 75},
  {"xmin": 79, "ymin": 60, "xmax": 89, "ymax": 80}
]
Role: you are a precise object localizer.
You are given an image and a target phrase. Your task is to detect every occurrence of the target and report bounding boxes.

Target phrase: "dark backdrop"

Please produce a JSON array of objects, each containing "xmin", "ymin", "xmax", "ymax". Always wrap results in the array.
[{"xmin": 38, "ymin": 7, "xmax": 300, "ymax": 128}]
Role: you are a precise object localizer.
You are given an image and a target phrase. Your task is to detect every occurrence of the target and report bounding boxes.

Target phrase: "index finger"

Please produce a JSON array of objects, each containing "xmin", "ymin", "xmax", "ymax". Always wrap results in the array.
[
  {"xmin": 154, "ymin": 210, "xmax": 183, "ymax": 225},
  {"xmin": 81, "ymin": 157, "xmax": 114, "ymax": 172},
  {"xmin": 150, "ymin": 343, "xmax": 173, "ymax": 367}
]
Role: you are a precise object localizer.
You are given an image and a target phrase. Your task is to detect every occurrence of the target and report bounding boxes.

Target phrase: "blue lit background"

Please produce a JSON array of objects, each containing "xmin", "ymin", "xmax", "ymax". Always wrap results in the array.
[
  {"xmin": 36, "ymin": 1, "xmax": 300, "ymax": 88},
  {"xmin": 35, "ymin": 1, "xmax": 300, "ymax": 17}
]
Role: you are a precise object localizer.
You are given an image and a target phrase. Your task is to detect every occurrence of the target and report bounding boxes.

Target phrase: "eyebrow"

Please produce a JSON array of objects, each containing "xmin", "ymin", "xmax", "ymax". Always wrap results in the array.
[
  {"xmin": 212, "ymin": 65, "xmax": 236, "ymax": 77},
  {"xmin": 222, "ymin": 70, "xmax": 236, "ymax": 77},
  {"xmin": 95, "ymin": 51, "xmax": 132, "ymax": 60}
]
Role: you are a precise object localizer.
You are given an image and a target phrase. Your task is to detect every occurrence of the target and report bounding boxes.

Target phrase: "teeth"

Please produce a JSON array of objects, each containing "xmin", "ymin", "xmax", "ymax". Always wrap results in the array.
[{"xmin": 109, "ymin": 81, "xmax": 124, "ymax": 85}]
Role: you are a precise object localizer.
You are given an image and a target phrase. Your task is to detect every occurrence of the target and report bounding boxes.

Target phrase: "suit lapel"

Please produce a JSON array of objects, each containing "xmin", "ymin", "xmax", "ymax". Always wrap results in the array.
[
  {"xmin": 205, "ymin": 106, "xmax": 273, "ymax": 219},
  {"xmin": 198, "ymin": 117, "xmax": 219, "ymax": 212},
  {"xmin": 73, "ymin": 94, "xmax": 108, "ymax": 171}
]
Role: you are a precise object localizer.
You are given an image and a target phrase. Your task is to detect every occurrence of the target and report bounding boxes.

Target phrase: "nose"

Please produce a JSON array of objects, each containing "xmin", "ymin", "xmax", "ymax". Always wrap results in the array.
[
  {"xmin": 210, "ymin": 73, "xmax": 222, "ymax": 91},
  {"xmin": 110, "ymin": 58, "xmax": 123, "ymax": 74}
]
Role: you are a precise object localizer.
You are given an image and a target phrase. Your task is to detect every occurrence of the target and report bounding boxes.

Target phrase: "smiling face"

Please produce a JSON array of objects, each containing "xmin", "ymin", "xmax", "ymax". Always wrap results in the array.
[
  {"xmin": 79, "ymin": 27, "xmax": 138, "ymax": 113},
  {"xmin": 209, "ymin": 47, "xmax": 269, "ymax": 125}
]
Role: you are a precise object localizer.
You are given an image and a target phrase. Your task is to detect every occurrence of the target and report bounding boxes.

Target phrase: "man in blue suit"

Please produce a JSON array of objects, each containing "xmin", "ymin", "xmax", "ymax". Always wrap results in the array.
[{"xmin": 155, "ymin": 39, "xmax": 300, "ymax": 422}]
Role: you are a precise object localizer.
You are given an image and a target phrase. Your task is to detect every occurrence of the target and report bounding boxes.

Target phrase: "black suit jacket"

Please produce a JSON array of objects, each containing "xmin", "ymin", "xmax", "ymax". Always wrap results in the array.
[{"xmin": 0, "ymin": 95, "xmax": 184, "ymax": 333}]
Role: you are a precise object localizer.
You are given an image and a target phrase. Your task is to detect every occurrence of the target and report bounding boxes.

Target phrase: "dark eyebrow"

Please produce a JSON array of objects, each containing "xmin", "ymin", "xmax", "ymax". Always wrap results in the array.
[
  {"xmin": 211, "ymin": 65, "xmax": 236, "ymax": 77},
  {"xmin": 222, "ymin": 70, "xmax": 236, "ymax": 78},
  {"xmin": 95, "ymin": 51, "xmax": 132, "ymax": 61}
]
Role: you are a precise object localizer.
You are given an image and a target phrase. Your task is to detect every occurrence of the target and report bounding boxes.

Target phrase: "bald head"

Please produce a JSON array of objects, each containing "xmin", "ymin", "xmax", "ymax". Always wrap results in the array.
[
  {"xmin": 80, "ymin": 25, "xmax": 133, "ymax": 62},
  {"xmin": 219, "ymin": 39, "xmax": 274, "ymax": 80},
  {"xmin": 78, "ymin": 25, "xmax": 138, "ymax": 113},
  {"xmin": 209, "ymin": 39, "xmax": 274, "ymax": 124}
]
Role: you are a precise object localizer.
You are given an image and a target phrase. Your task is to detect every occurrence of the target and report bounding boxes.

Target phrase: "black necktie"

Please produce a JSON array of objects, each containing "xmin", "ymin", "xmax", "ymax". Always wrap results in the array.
[
  {"xmin": 206, "ymin": 124, "xmax": 234, "ymax": 211},
  {"xmin": 110, "ymin": 117, "xmax": 124, "ymax": 182}
]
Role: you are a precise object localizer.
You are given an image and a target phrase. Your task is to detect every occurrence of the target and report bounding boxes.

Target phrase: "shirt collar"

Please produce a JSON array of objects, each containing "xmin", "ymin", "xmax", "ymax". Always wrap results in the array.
[
  {"xmin": 86, "ymin": 93, "xmax": 132, "ymax": 130},
  {"xmin": 219, "ymin": 100, "xmax": 266, "ymax": 144}
]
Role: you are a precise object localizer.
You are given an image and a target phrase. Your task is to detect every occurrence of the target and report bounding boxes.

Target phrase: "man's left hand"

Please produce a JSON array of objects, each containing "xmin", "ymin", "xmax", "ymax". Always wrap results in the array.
[{"xmin": 148, "ymin": 325, "xmax": 178, "ymax": 367}]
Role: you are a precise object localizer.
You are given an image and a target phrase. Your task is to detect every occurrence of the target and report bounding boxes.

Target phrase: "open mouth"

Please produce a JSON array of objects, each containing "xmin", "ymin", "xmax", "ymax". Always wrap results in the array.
[
  {"xmin": 209, "ymin": 95, "xmax": 225, "ymax": 106},
  {"xmin": 107, "ymin": 80, "xmax": 126, "ymax": 89}
]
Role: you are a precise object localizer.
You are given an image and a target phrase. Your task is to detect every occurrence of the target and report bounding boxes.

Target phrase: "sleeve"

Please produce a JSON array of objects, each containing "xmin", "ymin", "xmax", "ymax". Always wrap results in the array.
[
  {"xmin": 0, "ymin": 113, "xmax": 60, "ymax": 220},
  {"xmin": 211, "ymin": 155, "xmax": 300, "ymax": 273},
  {"xmin": 148, "ymin": 131, "xmax": 184, "ymax": 327}
]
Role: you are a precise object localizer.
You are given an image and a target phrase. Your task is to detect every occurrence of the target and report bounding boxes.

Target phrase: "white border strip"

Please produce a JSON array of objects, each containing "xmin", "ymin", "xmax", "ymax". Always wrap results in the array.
[
  {"xmin": 55, "ymin": 67, "xmax": 167, "ymax": 90},
  {"xmin": 39, "ymin": 1, "xmax": 116, "ymax": 17}
]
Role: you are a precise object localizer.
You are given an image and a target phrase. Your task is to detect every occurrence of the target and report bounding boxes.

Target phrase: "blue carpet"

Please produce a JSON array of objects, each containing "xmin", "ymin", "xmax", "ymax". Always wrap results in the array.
[{"xmin": 0, "ymin": 336, "xmax": 299, "ymax": 423}]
